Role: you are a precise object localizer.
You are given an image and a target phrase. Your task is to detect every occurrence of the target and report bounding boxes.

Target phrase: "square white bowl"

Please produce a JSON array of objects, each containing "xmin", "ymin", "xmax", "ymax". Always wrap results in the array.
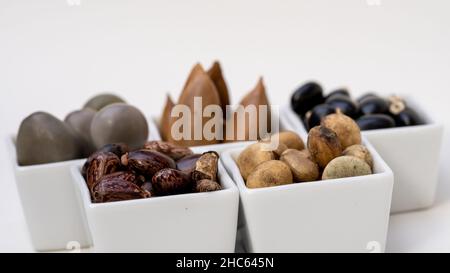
[
  {"xmin": 6, "ymin": 117, "xmax": 161, "ymax": 251},
  {"xmin": 221, "ymin": 140, "xmax": 393, "ymax": 253},
  {"xmin": 153, "ymin": 113, "xmax": 290, "ymax": 251},
  {"xmin": 281, "ymin": 99, "xmax": 444, "ymax": 213},
  {"xmin": 71, "ymin": 146, "xmax": 239, "ymax": 252}
]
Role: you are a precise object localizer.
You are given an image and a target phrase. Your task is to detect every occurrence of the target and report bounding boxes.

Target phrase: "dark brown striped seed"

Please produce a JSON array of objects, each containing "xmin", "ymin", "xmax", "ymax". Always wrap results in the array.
[{"xmin": 121, "ymin": 150, "xmax": 176, "ymax": 178}]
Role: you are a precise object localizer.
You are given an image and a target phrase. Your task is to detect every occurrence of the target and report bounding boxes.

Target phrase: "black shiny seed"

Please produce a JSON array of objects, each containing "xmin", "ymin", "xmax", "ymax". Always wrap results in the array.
[
  {"xmin": 359, "ymin": 96, "xmax": 389, "ymax": 115},
  {"xmin": 356, "ymin": 114, "xmax": 396, "ymax": 130},
  {"xmin": 392, "ymin": 108, "xmax": 425, "ymax": 127},
  {"xmin": 325, "ymin": 94, "xmax": 359, "ymax": 118},
  {"xmin": 305, "ymin": 104, "xmax": 336, "ymax": 131},
  {"xmin": 326, "ymin": 89, "xmax": 350, "ymax": 100},
  {"xmin": 357, "ymin": 93, "xmax": 378, "ymax": 104},
  {"xmin": 291, "ymin": 82, "xmax": 325, "ymax": 117}
]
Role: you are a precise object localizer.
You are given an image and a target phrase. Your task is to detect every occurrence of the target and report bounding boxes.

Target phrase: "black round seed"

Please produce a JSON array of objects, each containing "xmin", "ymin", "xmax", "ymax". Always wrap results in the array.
[
  {"xmin": 291, "ymin": 82, "xmax": 325, "ymax": 117},
  {"xmin": 357, "ymin": 93, "xmax": 378, "ymax": 104},
  {"xmin": 325, "ymin": 94, "xmax": 359, "ymax": 118},
  {"xmin": 359, "ymin": 96, "xmax": 389, "ymax": 115},
  {"xmin": 392, "ymin": 108, "xmax": 425, "ymax": 127},
  {"xmin": 326, "ymin": 88, "xmax": 350, "ymax": 100},
  {"xmin": 305, "ymin": 104, "xmax": 336, "ymax": 131},
  {"xmin": 356, "ymin": 114, "xmax": 396, "ymax": 130}
]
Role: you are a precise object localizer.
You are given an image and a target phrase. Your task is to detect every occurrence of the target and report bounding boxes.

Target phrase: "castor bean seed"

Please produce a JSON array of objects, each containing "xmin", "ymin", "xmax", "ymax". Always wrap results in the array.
[
  {"xmin": 82, "ymin": 143, "xmax": 130, "ymax": 179},
  {"xmin": 176, "ymin": 154, "xmax": 202, "ymax": 173},
  {"xmin": 141, "ymin": 182, "xmax": 153, "ymax": 196},
  {"xmin": 152, "ymin": 168, "xmax": 193, "ymax": 196},
  {"xmin": 97, "ymin": 143, "xmax": 130, "ymax": 158},
  {"xmin": 92, "ymin": 172, "xmax": 150, "ymax": 203},
  {"xmin": 86, "ymin": 152, "xmax": 121, "ymax": 191},
  {"xmin": 143, "ymin": 141, "xmax": 193, "ymax": 161},
  {"xmin": 121, "ymin": 150, "xmax": 176, "ymax": 178}
]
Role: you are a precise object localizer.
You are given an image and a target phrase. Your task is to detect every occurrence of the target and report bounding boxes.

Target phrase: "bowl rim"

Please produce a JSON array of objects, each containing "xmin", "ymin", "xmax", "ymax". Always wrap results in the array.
[
  {"xmin": 221, "ymin": 138, "xmax": 393, "ymax": 195},
  {"xmin": 6, "ymin": 135, "xmax": 86, "ymax": 171}
]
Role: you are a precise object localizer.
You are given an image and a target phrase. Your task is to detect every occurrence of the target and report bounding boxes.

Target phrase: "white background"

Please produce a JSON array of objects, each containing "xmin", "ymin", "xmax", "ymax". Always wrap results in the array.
[{"xmin": 1, "ymin": 0, "xmax": 450, "ymax": 252}]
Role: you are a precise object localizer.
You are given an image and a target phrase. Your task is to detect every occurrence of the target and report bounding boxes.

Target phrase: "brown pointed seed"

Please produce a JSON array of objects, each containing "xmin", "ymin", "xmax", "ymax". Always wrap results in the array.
[
  {"xmin": 176, "ymin": 63, "xmax": 222, "ymax": 146},
  {"xmin": 180, "ymin": 63, "xmax": 205, "ymax": 95},
  {"xmin": 226, "ymin": 77, "xmax": 271, "ymax": 141},
  {"xmin": 160, "ymin": 94, "xmax": 176, "ymax": 142},
  {"xmin": 207, "ymin": 61, "xmax": 230, "ymax": 115}
]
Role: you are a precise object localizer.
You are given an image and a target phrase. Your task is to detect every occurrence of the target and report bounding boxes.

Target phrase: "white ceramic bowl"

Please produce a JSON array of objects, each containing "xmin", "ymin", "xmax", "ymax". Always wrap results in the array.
[
  {"xmin": 221, "ymin": 140, "xmax": 393, "ymax": 253},
  {"xmin": 153, "ymin": 113, "xmax": 290, "ymax": 251},
  {"xmin": 281, "ymin": 99, "xmax": 444, "ymax": 213},
  {"xmin": 71, "ymin": 146, "xmax": 239, "ymax": 252},
  {"xmin": 7, "ymin": 117, "xmax": 161, "ymax": 251}
]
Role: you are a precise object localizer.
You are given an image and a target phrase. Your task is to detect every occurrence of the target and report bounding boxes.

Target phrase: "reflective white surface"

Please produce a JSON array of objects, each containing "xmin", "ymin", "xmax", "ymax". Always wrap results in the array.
[{"xmin": 1, "ymin": 0, "xmax": 450, "ymax": 252}]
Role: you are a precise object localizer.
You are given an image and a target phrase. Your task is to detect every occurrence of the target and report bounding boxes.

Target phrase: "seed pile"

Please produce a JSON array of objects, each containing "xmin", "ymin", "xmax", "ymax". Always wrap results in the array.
[
  {"xmin": 16, "ymin": 94, "xmax": 149, "ymax": 166},
  {"xmin": 82, "ymin": 141, "xmax": 222, "ymax": 203},
  {"xmin": 237, "ymin": 112, "xmax": 374, "ymax": 189},
  {"xmin": 160, "ymin": 61, "xmax": 272, "ymax": 146},
  {"xmin": 291, "ymin": 82, "xmax": 425, "ymax": 131}
]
